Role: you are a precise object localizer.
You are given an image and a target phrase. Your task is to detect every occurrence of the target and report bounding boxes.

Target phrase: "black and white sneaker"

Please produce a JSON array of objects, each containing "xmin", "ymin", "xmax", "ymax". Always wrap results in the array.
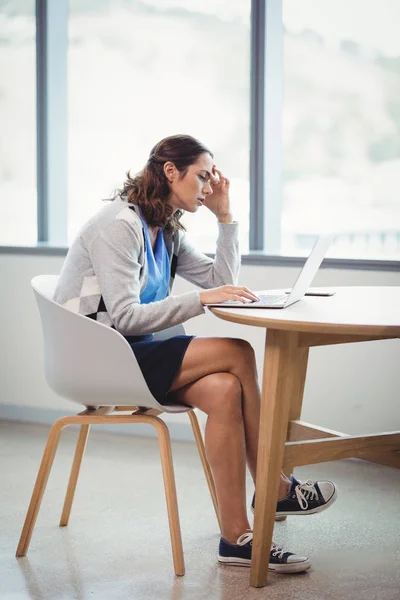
[
  {"xmin": 218, "ymin": 532, "xmax": 311, "ymax": 574},
  {"xmin": 251, "ymin": 475, "xmax": 338, "ymax": 517}
]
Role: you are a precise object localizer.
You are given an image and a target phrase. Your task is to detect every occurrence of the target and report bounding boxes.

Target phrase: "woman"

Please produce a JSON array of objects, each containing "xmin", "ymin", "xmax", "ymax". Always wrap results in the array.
[{"xmin": 55, "ymin": 134, "xmax": 337, "ymax": 574}]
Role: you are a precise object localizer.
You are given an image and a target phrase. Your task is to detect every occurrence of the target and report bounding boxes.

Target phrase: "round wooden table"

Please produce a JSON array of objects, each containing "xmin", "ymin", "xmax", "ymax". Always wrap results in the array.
[{"xmin": 210, "ymin": 286, "xmax": 400, "ymax": 587}]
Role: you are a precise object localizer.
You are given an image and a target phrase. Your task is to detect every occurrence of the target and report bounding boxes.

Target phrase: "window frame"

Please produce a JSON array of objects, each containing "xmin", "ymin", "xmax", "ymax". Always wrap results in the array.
[
  {"xmin": 1, "ymin": 0, "xmax": 398, "ymax": 270},
  {"xmin": 36, "ymin": 0, "xmax": 68, "ymax": 245}
]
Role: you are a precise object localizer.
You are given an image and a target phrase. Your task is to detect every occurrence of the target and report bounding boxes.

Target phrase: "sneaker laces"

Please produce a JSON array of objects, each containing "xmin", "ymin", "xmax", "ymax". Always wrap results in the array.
[
  {"xmin": 235, "ymin": 532, "xmax": 288, "ymax": 558},
  {"xmin": 294, "ymin": 479, "xmax": 318, "ymax": 510},
  {"xmin": 236, "ymin": 532, "xmax": 253, "ymax": 546},
  {"xmin": 271, "ymin": 542, "xmax": 286, "ymax": 559}
]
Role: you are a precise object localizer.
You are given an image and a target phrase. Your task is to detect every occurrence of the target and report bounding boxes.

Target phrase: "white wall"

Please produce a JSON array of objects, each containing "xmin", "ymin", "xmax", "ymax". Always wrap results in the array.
[{"xmin": 0, "ymin": 253, "xmax": 399, "ymax": 437}]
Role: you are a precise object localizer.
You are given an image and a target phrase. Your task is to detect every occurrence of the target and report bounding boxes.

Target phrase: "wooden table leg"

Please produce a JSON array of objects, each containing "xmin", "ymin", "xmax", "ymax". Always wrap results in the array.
[
  {"xmin": 283, "ymin": 346, "xmax": 309, "ymax": 479},
  {"xmin": 250, "ymin": 329, "xmax": 302, "ymax": 588}
]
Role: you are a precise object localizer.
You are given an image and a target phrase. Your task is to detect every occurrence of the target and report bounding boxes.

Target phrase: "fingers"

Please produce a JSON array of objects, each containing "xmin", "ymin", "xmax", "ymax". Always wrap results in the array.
[
  {"xmin": 211, "ymin": 165, "xmax": 229, "ymax": 187},
  {"xmin": 210, "ymin": 166, "xmax": 219, "ymax": 187},
  {"xmin": 231, "ymin": 295, "xmax": 245, "ymax": 303},
  {"xmin": 226, "ymin": 286, "xmax": 260, "ymax": 303},
  {"xmin": 215, "ymin": 167, "xmax": 229, "ymax": 186},
  {"xmin": 242, "ymin": 286, "xmax": 259, "ymax": 300},
  {"xmin": 242, "ymin": 291, "xmax": 260, "ymax": 302}
]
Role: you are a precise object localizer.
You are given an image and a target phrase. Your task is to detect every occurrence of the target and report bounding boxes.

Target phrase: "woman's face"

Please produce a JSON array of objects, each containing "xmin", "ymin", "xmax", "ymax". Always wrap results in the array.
[{"xmin": 165, "ymin": 152, "xmax": 214, "ymax": 213}]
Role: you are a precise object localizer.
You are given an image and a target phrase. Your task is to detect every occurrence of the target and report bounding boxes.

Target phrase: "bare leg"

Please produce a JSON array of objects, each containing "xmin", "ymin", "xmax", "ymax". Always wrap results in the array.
[
  {"xmin": 168, "ymin": 338, "xmax": 291, "ymax": 542},
  {"xmin": 170, "ymin": 338, "xmax": 290, "ymax": 494},
  {"xmin": 172, "ymin": 372, "xmax": 251, "ymax": 543}
]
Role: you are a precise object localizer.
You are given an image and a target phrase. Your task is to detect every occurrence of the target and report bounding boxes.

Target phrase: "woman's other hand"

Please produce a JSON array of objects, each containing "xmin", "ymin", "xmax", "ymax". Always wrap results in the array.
[
  {"xmin": 199, "ymin": 285, "xmax": 260, "ymax": 305},
  {"xmin": 203, "ymin": 166, "xmax": 233, "ymax": 223}
]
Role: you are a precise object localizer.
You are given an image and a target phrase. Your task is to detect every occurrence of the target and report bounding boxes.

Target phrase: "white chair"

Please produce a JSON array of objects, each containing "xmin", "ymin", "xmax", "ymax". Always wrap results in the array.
[{"xmin": 16, "ymin": 275, "xmax": 221, "ymax": 576}]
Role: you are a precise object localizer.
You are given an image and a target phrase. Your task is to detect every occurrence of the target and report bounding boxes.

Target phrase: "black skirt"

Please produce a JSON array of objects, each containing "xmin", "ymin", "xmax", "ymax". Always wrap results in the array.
[{"xmin": 125, "ymin": 334, "xmax": 195, "ymax": 405}]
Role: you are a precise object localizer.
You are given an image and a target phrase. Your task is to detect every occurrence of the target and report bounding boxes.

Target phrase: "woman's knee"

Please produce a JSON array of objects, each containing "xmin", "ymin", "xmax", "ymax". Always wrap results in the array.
[
  {"xmin": 211, "ymin": 372, "xmax": 242, "ymax": 405},
  {"xmin": 226, "ymin": 338, "xmax": 257, "ymax": 370},
  {"xmin": 191, "ymin": 372, "xmax": 243, "ymax": 417},
  {"xmin": 230, "ymin": 338, "xmax": 255, "ymax": 355}
]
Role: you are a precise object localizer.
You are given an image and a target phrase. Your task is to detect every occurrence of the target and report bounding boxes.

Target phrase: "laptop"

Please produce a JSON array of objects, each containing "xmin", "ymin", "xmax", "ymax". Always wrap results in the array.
[{"xmin": 205, "ymin": 234, "xmax": 334, "ymax": 309}]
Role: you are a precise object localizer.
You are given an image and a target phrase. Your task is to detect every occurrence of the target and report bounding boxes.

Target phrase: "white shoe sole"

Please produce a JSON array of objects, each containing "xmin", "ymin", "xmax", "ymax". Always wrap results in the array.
[
  {"xmin": 251, "ymin": 484, "xmax": 338, "ymax": 517},
  {"xmin": 218, "ymin": 555, "xmax": 311, "ymax": 574}
]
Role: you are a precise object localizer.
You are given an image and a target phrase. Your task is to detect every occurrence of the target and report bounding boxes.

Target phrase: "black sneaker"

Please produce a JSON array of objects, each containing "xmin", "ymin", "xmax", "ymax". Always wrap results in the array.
[
  {"xmin": 218, "ymin": 532, "xmax": 311, "ymax": 574},
  {"xmin": 251, "ymin": 475, "xmax": 338, "ymax": 517}
]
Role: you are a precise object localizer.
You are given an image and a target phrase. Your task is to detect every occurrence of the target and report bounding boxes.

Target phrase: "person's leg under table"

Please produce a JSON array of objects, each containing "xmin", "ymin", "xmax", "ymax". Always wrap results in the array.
[
  {"xmin": 172, "ymin": 371, "xmax": 252, "ymax": 541},
  {"xmin": 168, "ymin": 337, "xmax": 292, "ymax": 496},
  {"xmin": 167, "ymin": 336, "xmax": 311, "ymax": 575}
]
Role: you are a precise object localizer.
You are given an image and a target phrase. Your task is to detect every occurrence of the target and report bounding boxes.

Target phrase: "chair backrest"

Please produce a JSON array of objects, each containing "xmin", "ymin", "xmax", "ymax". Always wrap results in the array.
[{"xmin": 31, "ymin": 275, "xmax": 189, "ymax": 413}]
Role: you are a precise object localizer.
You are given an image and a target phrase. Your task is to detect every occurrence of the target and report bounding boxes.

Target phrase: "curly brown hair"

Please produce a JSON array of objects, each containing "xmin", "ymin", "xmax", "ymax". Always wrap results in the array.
[{"xmin": 111, "ymin": 134, "xmax": 213, "ymax": 233}]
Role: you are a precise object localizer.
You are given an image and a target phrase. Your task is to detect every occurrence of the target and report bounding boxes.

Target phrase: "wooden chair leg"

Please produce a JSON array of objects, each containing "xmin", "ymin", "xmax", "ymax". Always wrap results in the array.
[
  {"xmin": 16, "ymin": 419, "xmax": 65, "ymax": 557},
  {"xmin": 17, "ymin": 410, "xmax": 185, "ymax": 576},
  {"xmin": 151, "ymin": 417, "xmax": 185, "ymax": 577},
  {"xmin": 60, "ymin": 424, "xmax": 91, "ymax": 527},
  {"xmin": 187, "ymin": 410, "xmax": 222, "ymax": 533}
]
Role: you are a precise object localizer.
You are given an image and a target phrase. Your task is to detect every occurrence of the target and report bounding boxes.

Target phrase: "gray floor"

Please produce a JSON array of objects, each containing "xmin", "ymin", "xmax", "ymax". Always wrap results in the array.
[{"xmin": 0, "ymin": 420, "xmax": 399, "ymax": 600}]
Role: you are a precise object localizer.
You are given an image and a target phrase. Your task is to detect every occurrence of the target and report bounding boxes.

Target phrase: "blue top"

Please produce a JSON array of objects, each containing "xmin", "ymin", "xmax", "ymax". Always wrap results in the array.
[
  {"xmin": 124, "ymin": 212, "xmax": 171, "ymax": 344},
  {"xmin": 139, "ymin": 213, "xmax": 170, "ymax": 305}
]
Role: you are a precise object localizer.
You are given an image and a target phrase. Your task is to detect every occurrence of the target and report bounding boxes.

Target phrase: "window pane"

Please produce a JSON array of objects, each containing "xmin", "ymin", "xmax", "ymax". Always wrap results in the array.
[
  {"xmin": 68, "ymin": 0, "xmax": 250, "ymax": 252},
  {"xmin": 283, "ymin": 0, "xmax": 400, "ymax": 259},
  {"xmin": 0, "ymin": 2, "xmax": 36, "ymax": 244}
]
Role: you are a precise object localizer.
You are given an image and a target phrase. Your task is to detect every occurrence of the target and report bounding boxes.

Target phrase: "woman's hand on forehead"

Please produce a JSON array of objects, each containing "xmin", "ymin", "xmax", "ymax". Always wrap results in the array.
[{"xmin": 210, "ymin": 164, "xmax": 220, "ymax": 186}]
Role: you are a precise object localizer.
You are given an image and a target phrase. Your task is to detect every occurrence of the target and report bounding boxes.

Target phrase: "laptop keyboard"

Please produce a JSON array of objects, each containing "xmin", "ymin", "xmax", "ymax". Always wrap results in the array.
[
  {"xmin": 221, "ymin": 294, "xmax": 287, "ymax": 306},
  {"xmin": 252, "ymin": 294, "xmax": 287, "ymax": 305}
]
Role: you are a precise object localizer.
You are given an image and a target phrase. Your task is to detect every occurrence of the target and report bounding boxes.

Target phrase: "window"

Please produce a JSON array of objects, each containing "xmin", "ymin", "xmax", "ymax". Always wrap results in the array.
[
  {"xmin": 3, "ymin": 0, "xmax": 399, "ymax": 265},
  {"xmin": 68, "ymin": 0, "xmax": 251, "ymax": 252},
  {"xmin": 282, "ymin": 0, "xmax": 400, "ymax": 259},
  {"xmin": 0, "ymin": 2, "xmax": 36, "ymax": 244}
]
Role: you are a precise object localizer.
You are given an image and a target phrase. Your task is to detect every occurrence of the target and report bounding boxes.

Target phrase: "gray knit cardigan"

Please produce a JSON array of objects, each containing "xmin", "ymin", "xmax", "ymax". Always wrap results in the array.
[{"xmin": 54, "ymin": 198, "xmax": 240, "ymax": 336}]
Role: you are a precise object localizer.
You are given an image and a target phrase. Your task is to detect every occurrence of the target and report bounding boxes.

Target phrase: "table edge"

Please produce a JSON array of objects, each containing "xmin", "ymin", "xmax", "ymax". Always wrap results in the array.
[{"xmin": 209, "ymin": 307, "xmax": 400, "ymax": 336}]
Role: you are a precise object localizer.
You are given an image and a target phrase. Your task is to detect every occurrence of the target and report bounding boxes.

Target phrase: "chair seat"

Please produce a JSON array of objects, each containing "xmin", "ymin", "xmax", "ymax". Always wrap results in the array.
[{"xmin": 31, "ymin": 275, "xmax": 192, "ymax": 413}]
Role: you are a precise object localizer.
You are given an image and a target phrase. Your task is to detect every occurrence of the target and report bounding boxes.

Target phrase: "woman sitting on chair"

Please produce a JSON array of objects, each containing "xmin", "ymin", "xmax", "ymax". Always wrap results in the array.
[{"xmin": 54, "ymin": 134, "xmax": 337, "ymax": 574}]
